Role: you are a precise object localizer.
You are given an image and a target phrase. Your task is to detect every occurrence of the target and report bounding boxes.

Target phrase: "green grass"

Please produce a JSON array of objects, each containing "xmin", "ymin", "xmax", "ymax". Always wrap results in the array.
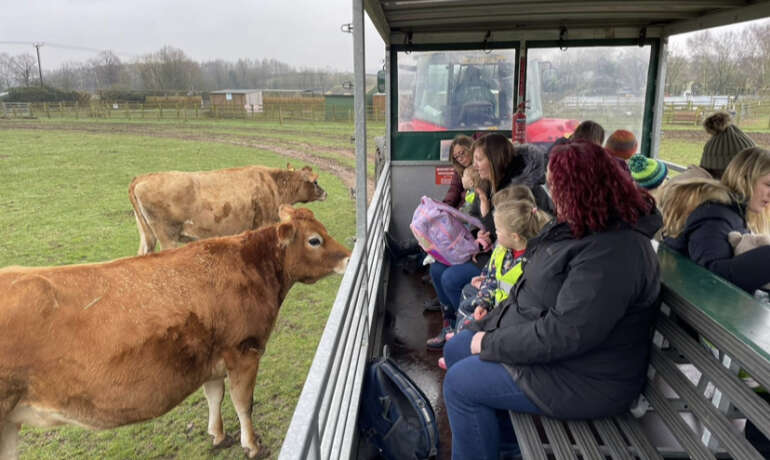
[
  {"xmin": 658, "ymin": 138, "xmax": 703, "ymax": 167},
  {"xmin": 0, "ymin": 128, "xmax": 356, "ymax": 459}
]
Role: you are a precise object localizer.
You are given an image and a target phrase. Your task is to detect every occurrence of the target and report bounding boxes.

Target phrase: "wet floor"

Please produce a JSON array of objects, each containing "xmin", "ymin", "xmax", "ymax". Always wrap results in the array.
[{"xmin": 382, "ymin": 259, "xmax": 452, "ymax": 460}]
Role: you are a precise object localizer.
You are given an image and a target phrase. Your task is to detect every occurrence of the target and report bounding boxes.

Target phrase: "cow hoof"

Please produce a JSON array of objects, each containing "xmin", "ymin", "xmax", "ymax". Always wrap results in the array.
[
  {"xmin": 244, "ymin": 446, "xmax": 259, "ymax": 458},
  {"xmin": 210, "ymin": 432, "xmax": 226, "ymax": 446}
]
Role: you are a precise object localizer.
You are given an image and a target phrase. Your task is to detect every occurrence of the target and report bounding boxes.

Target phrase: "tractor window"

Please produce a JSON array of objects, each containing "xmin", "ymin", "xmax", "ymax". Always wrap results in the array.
[
  {"xmin": 398, "ymin": 50, "xmax": 516, "ymax": 132},
  {"xmin": 526, "ymin": 46, "xmax": 651, "ymax": 146}
]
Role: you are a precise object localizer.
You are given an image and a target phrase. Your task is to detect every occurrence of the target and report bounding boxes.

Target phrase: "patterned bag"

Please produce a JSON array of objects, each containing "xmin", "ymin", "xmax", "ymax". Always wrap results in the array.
[{"xmin": 410, "ymin": 196, "xmax": 485, "ymax": 265}]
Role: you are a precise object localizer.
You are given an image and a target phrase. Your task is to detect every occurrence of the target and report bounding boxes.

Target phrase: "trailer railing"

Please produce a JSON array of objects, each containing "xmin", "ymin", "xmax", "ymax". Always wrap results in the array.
[{"xmin": 278, "ymin": 163, "xmax": 392, "ymax": 460}]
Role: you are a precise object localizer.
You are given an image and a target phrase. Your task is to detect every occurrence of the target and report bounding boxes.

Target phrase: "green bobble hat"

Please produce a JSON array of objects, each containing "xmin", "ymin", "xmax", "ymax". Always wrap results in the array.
[
  {"xmin": 700, "ymin": 112, "xmax": 756, "ymax": 173},
  {"xmin": 628, "ymin": 154, "xmax": 668, "ymax": 189}
]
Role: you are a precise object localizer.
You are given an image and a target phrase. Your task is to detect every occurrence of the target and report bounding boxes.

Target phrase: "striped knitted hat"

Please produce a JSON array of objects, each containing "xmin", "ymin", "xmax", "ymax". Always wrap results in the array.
[
  {"xmin": 701, "ymin": 112, "xmax": 756, "ymax": 174},
  {"xmin": 628, "ymin": 154, "xmax": 668, "ymax": 190},
  {"xmin": 605, "ymin": 129, "xmax": 638, "ymax": 160}
]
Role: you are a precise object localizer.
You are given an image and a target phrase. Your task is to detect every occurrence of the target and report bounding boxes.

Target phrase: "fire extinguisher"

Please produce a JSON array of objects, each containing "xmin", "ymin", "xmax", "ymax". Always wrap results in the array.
[{"xmin": 512, "ymin": 102, "xmax": 526, "ymax": 144}]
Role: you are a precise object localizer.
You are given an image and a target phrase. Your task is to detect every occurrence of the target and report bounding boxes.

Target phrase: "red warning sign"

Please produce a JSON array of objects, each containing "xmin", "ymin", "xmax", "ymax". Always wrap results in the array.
[{"xmin": 435, "ymin": 166, "xmax": 455, "ymax": 185}]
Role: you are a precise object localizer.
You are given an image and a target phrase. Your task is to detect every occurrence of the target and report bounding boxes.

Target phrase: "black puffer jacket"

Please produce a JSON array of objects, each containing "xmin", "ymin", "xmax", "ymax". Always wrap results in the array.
[
  {"xmin": 472, "ymin": 210, "xmax": 662, "ymax": 419},
  {"xmin": 663, "ymin": 200, "xmax": 770, "ymax": 293}
]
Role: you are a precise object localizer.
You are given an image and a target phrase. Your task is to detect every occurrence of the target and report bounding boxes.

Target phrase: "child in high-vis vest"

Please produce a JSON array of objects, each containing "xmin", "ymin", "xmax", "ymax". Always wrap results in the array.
[
  {"xmin": 439, "ymin": 198, "xmax": 550, "ymax": 370},
  {"xmin": 460, "ymin": 166, "xmax": 482, "ymax": 216}
]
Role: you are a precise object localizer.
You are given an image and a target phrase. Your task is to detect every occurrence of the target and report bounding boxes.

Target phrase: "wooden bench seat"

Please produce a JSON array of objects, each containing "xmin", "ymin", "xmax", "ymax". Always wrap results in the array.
[{"xmin": 510, "ymin": 246, "xmax": 770, "ymax": 459}]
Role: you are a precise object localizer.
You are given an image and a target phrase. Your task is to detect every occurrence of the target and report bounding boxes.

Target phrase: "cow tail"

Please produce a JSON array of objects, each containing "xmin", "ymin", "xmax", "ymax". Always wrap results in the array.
[{"xmin": 128, "ymin": 178, "xmax": 157, "ymax": 255}]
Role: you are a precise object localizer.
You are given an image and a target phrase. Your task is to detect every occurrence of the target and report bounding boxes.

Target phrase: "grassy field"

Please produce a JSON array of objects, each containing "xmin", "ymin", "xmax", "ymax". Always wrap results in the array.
[{"xmin": 0, "ymin": 125, "xmax": 358, "ymax": 459}]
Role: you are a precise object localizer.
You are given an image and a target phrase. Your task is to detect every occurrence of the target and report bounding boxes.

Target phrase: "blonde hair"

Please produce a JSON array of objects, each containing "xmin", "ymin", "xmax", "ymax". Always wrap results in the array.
[
  {"xmin": 494, "ymin": 200, "xmax": 551, "ymax": 241},
  {"xmin": 462, "ymin": 166, "xmax": 481, "ymax": 190},
  {"xmin": 659, "ymin": 178, "xmax": 733, "ymax": 238},
  {"xmin": 721, "ymin": 147, "xmax": 770, "ymax": 234},
  {"xmin": 492, "ymin": 185, "xmax": 535, "ymax": 208}
]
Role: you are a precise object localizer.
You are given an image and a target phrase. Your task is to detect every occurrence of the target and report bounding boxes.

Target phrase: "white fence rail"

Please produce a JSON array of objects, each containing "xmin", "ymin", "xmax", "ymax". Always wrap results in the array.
[{"xmin": 278, "ymin": 164, "xmax": 391, "ymax": 460}]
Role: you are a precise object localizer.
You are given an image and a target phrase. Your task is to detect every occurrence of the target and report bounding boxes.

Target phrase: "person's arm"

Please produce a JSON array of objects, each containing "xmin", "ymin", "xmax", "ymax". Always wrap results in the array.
[
  {"xmin": 442, "ymin": 171, "xmax": 464, "ymax": 208},
  {"xmin": 689, "ymin": 219, "xmax": 770, "ymax": 292},
  {"xmin": 479, "ymin": 242, "xmax": 645, "ymax": 365}
]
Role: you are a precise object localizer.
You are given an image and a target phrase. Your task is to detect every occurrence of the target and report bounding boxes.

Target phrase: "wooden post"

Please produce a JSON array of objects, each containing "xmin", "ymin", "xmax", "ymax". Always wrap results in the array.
[
  {"xmin": 158, "ymin": 104, "xmax": 163, "ymax": 120},
  {"xmin": 279, "ymin": 106, "xmax": 283, "ymax": 125},
  {"xmin": 44, "ymin": 103, "xmax": 50, "ymax": 118},
  {"xmin": 59, "ymin": 102, "xmax": 63, "ymax": 118},
  {"xmin": 75, "ymin": 101, "xmax": 79, "ymax": 119}
]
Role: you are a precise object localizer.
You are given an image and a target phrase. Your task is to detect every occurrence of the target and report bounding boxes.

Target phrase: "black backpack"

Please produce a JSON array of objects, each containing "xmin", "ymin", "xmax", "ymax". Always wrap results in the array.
[{"xmin": 359, "ymin": 354, "xmax": 439, "ymax": 460}]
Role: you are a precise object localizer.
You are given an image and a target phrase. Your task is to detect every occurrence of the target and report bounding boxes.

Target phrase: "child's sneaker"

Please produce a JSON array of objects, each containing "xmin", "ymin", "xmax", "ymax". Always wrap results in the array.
[{"xmin": 426, "ymin": 319, "xmax": 453, "ymax": 350}]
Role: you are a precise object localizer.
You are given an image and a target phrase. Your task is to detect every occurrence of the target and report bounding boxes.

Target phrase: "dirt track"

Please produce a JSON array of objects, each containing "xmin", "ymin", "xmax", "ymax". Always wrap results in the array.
[{"xmin": 0, "ymin": 121, "xmax": 376, "ymax": 198}]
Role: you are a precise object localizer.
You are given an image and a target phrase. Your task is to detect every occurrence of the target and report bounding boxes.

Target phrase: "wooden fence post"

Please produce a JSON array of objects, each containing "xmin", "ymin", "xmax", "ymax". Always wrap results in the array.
[
  {"xmin": 44, "ymin": 103, "xmax": 50, "ymax": 118},
  {"xmin": 158, "ymin": 104, "xmax": 163, "ymax": 120},
  {"xmin": 279, "ymin": 106, "xmax": 284, "ymax": 125}
]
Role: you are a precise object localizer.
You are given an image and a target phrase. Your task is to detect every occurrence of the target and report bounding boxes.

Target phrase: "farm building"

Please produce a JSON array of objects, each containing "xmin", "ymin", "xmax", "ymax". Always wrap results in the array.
[{"xmin": 209, "ymin": 89, "xmax": 263, "ymax": 112}]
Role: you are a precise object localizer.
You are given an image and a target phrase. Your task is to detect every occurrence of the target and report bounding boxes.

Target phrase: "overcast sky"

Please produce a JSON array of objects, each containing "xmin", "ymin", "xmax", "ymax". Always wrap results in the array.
[
  {"xmin": 0, "ymin": 1, "xmax": 766, "ymax": 74},
  {"xmin": 0, "ymin": 0, "xmax": 387, "ymax": 73}
]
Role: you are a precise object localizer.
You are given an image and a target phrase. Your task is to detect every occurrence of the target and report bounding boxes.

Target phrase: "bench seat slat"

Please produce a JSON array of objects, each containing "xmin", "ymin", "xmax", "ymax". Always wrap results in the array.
[
  {"xmin": 510, "ymin": 412, "xmax": 547, "ymax": 460},
  {"xmin": 615, "ymin": 414, "xmax": 664, "ymax": 460},
  {"xmin": 565, "ymin": 420, "xmax": 603, "ymax": 459},
  {"xmin": 643, "ymin": 379, "xmax": 717, "ymax": 460},
  {"xmin": 594, "ymin": 418, "xmax": 633, "ymax": 460},
  {"xmin": 657, "ymin": 314, "xmax": 770, "ymax": 441},
  {"xmin": 541, "ymin": 418, "xmax": 577, "ymax": 460},
  {"xmin": 650, "ymin": 348, "xmax": 764, "ymax": 459}
]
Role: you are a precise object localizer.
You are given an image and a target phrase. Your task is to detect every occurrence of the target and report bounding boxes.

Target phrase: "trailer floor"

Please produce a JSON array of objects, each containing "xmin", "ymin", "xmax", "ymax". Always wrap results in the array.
[{"xmin": 382, "ymin": 259, "xmax": 452, "ymax": 460}]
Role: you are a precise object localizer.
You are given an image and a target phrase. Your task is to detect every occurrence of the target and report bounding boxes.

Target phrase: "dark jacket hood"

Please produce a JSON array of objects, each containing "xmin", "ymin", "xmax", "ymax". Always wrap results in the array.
[{"xmin": 502, "ymin": 143, "xmax": 547, "ymax": 189}]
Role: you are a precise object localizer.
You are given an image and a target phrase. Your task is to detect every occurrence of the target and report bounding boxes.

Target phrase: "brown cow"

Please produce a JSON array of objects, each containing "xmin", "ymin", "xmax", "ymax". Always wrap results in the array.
[
  {"xmin": 129, "ymin": 163, "xmax": 327, "ymax": 255},
  {"xmin": 0, "ymin": 206, "xmax": 350, "ymax": 459}
]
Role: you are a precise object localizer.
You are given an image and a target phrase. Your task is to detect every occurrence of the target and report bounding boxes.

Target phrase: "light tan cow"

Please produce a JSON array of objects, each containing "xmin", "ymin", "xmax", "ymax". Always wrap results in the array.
[
  {"xmin": 0, "ymin": 206, "xmax": 350, "ymax": 459},
  {"xmin": 129, "ymin": 163, "xmax": 327, "ymax": 254}
]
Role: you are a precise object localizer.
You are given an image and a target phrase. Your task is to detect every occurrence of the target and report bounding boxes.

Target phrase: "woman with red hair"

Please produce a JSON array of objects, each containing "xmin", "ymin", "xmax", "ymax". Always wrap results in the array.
[{"xmin": 442, "ymin": 140, "xmax": 662, "ymax": 460}]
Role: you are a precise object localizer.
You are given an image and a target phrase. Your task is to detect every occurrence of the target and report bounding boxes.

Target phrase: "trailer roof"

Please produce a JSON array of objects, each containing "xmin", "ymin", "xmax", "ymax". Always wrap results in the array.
[{"xmin": 365, "ymin": 0, "xmax": 770, "ymax": 45}]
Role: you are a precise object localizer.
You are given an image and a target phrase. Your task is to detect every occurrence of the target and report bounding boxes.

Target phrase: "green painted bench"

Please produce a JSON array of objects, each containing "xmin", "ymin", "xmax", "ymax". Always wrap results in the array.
[{"xmin": 510, "ymin": 245, "xmax": 770, "ymax": 459}]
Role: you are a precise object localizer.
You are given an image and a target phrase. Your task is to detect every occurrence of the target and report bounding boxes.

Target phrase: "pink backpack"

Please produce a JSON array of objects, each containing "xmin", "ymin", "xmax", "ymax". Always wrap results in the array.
[{"xmin": 410, "ymin": 196, "xmax": 485, "ymax": 265}]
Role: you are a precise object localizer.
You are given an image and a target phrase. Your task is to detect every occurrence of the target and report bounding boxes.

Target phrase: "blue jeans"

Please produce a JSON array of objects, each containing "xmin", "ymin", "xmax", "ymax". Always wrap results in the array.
[
  {"xmin": 443, "ymin": 330, "xmax": 542, "ymax": 460},
  {"xmin": 430, "ymin": 262, "xmax": 481, "ymax": 321}
]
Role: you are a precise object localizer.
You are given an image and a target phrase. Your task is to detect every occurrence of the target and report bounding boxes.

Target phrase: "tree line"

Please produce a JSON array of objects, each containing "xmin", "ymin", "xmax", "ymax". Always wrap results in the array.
[{"xmin": 0, "ymin": 45, "xmax": 354, "ymax": 95}]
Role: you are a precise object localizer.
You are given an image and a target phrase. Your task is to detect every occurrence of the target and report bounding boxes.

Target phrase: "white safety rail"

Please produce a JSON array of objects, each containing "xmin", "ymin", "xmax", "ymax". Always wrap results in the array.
[{"xmin": 278, "ymin": 165, "xmax": 392, "ymax": 460}]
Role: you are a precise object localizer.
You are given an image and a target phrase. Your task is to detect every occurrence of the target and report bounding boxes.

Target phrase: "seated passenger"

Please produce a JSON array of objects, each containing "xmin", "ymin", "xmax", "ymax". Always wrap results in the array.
[
  {"xmin": 661, "ymin": 147, "xmax": 770, "ymax": 294},
  {"xmin": 628, "ymin": 154, "xmax": 669, "ymax": 201},
  {"xmin": 453, "ymin": 66, "xmax": 496, "ymax": 126},
  {"xmin": 700, "ymin": 112, "xmax": 756, "ymax": 180},
  {"xmin": 427, "ymin": 134, "xmax": 550, "ymax": 349},
  {"xmin": 442, "ymin": 140, "xmax": 662, "ymax": 460},
  {"xmin": 605, "ymin": 129, "xmax": 637, "ymax": 174},
  {"xmin": 443, "ymin": 135, "xmax": 474, "ymax": 208},
  {"xmin": 571, "ymin": 120, "xmax": 605, "ymax": 146},
  {"xmin": 438, "ymin": 197, "xmax": 550, "ymax": 370}
]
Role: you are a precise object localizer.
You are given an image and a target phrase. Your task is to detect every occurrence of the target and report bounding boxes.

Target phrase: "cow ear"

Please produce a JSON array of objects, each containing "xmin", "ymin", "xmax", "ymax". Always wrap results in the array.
[
  {"xmin": 286, "ymin": 162, "xmax": 295, "ymax": 171},
  {"xmin": 277, "ymin": 222, "xmax": 296, "ymax": 247},
  {"xmin": 302, "ymin": 166, "xmax": 313, "ymax": 172},
  {"xmin": 279, "ymin": 204, "xmax": 295, "ymax": 222}
]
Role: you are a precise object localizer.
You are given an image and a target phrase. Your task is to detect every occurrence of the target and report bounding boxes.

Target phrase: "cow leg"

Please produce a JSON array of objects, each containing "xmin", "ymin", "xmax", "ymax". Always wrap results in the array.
[
  {"xmin": 228, "ymin": 358, "xmax": 260, "ymax": 458},
  {"xmin": 203, "ymin": 379, "xmax": 226, "ymax": 445},
  {"xmin": 0, "ymin": 422, "xmax": 19, "ymax": 460}
]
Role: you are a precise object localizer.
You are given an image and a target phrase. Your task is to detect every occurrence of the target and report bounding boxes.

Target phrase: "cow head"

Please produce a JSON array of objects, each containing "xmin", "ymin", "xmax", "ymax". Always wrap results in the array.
[
  {"xmin": 287, "ymin": 164, "xmax": 327, "ymax": 203},
  {"xmin": 277, "ymin": 205, "xmax": 350, "ymax": 283}
]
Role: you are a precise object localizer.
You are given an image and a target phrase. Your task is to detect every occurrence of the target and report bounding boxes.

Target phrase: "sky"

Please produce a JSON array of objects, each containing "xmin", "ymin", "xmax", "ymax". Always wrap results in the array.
[
  {"xmin": 0, "ymin": 0, "xmax": 387, "ymax": 73},
  {"xmin": 0, "ymin": 1, "xmax": 766, "ymax": 75}
]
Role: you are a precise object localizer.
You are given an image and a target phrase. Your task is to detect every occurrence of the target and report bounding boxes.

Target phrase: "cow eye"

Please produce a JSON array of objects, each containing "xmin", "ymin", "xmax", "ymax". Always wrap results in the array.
[
  {"xmin": 308, "ymin": 236, "xmax": 322, "ymax": 247},
  {"xmin": 313, "ymin": 180, "xmax": 318, "ymax": 186}
]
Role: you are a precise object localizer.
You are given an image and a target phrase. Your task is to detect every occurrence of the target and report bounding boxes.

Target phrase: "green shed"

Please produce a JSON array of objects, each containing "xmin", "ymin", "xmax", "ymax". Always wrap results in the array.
[{"xmin": 324, "ymin": 94, "xmax": 353, "ymax": 121}]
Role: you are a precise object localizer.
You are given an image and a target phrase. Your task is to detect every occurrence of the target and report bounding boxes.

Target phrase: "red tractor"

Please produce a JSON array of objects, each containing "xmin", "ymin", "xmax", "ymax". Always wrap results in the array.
[{"xmin": 397, "ymin": 51, "xmax": 578, "ymax": 147}]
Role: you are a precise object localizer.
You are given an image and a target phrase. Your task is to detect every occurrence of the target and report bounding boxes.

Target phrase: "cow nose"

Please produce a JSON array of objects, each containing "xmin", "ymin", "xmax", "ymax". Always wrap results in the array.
[
  {"xmin": 334, "ymin": 256, "xmax": 349, "ymax": 274},
  {"xmin": 319, "ymin": 190, "xmax": 328, "ymax": 201}
]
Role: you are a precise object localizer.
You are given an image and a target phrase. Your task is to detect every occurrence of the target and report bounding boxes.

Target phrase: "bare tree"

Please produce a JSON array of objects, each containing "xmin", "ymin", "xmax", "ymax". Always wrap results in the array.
[
  {"xmin": 9, "ymin": 53, "xmax": 38, "ymax": 87},
  {"xmin": 90, "ymin": 50, "xmax": 124, "ymax": 89}
]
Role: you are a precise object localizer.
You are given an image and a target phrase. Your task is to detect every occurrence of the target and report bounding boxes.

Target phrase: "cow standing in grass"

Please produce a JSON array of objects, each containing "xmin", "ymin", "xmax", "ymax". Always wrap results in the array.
[
  {"xmin": 0, "ymin": 206, "xmax": 350, "ymax": 459},
  {"xmin": 129, "ymin": 164, "xmax": 327, "ymax": 254}
]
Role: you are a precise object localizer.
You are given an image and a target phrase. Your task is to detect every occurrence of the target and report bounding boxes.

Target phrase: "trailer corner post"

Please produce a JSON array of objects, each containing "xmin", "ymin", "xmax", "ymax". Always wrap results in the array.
[
  {"xmin": 650, "ymin": 38, "xmax": 668, "ymax": 159},
  {"xmin": 354, "ymin": 0, "xmax": 368, "ymax": 243}
]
